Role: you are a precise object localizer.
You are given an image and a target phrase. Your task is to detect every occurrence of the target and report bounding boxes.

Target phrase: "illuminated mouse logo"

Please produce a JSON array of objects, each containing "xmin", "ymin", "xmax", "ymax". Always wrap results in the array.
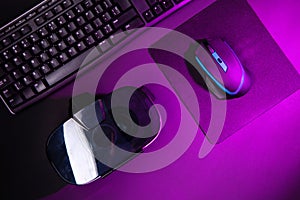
[{"xmin": 71, "ymin": 27, "xmax": 227, "ymax": 174}]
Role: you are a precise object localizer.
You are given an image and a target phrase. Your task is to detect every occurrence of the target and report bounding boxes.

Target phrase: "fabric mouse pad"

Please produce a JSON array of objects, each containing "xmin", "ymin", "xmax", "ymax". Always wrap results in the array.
[{"xmin": 149, "ymin": 0, "xmax": 300, "ymax": 143}]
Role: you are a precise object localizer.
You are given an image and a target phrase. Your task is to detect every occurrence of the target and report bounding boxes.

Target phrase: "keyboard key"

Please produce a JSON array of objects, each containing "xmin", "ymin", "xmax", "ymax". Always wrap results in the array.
[
  {"xmin": 67, "ymin": 47, "xmax": 78, "ymax": 57},
  {"xmin": 29, "ymin": 33, "xmax": 40, "ymax": 43},
  {"xmin": 113, "ymin": 0, "xmax": 131, "ymax": 11},
  {"xmin": 2, "ymin": 87, "xmax": 15, "ymax": 99},
  {"xmin": 110, "ymin": 31, "xmax": 126, "ymax": 44},
  {"xmin": 40, "ymin": 39, "xmax": 50, "ymax": 49},
  {"xmin": 13, "ymin": 57, "xmax": 23, "ymax": 66},
  {"xmin": 14, "ymin": 81, "xmax": 24, "ymax": 91},
  {"xmin": 40, "ymin": 64, "xmax": 51, "ymax": 74},
  {"xmin": 83, "ymin": 0, "xmax": 93, "ymax": 8},
  {"xmin": 0, "ymin": 75, "xmax": 13, "ymax": 89},
  {"xmin": 53, "ymin": 5, "xmax": 63, "ymax": 14},
  {"xmin": 75, "ymin": 29, "xmax": 85, "ymax": 39},
  {"xmin": 112, "ymin": 6, "xmax": 121, "ymax": 16},
  {"xmin": 161, "ymin": 0, "xmax": 174, "ymax": 10},
  {"xmin": 12, "ymin": 45, "xmax": 22, "ymax": 54},
  {"xmin": 33, "ymin": 80, "xmax": 47, "ymax": 93},
  {"xmin": 21, "ymin": 64, "xmax": 31, "ymax": 74},
  {"xmin": 35, "ymin": 17, "xmax": 45, "ymax": 26},
  {"xmin": 74, "ymin": 4, "xmax": 84, "ymax": 14},
  {"xmin": 143, "ymin": 10, "xmax": 155, "ymax": 22},
  {"xmin": 30, "ymin": 58, "xmax": 41, "ymax": 68},
  {"xmin": 26, "ymin": 11, "xmax": 37, "ymax": 20},
  {"xmin": 23, "ymin": 76, "xmax": 33, "ymax": 86},
  {"xmin": 12, "ymin": 69, "xmax": 23, "ymax": 80},
  {"xmin": 12, "ymin": 31, "xmax": 22, "ymax": 40},
  {"xmin": 3, "ymin": 62, "xmax": 15, "ymax": 72},
  {"xmin": 5, "ymin": 25, "xmax": 15, "ymax": 33},
  {"xmin": 20, "ymin": 25, "xmax": 32, "ymax": 35},
  {"xmin": 98, "ymin": 40, "xmax": 111, "ymax": 52},
  {"xmin": 124, "ymin": 17, "xmax": 145, "ymax": 30},
  {"xmin": 67, "ymin": 22, "xmax": 77, "ymax": 32},
  {"xmin": 85, "ymin": 36, "xmax": 96, "ymax": 46},
  {"xmin": 39, "ymin": 52, "xmax": 50, "ymax": 62},
  {"xmin": 76, "ymin": 42, "xmax": 87, "ymax": 52},
  {"xmin": 58, "ymin": 28, "xmax": 68, "ymax": 38},
  {"xmin": 49, "ymin": 33, "xmax": 59, "ymax": 43},
  {"xmin": 153, "ymin": 5, "xmax": 163, "ymax": 15},
  {"xmin": 16, "ymin": 18, "xmax": 26, "ymax": 27},
  {"xmin": 38, "ymin": 27, "xmax": 49, "ymax": 37},
  {"xmin": 76, "ymin": 16, "xmax": 86, "ymax": 26},
  {"xmin": 66, "ymin": 35, "xmax": 76, "ymax": 45},
  {"xmin": 85, "ymin": 11, "xmax": 95, "ymax": 20},
  {"xmin": 94, "ymin": 30, "xmax": 104, "ymax": 40},
  {"xmin": 57, "ymin": 16, "xmax": 67, "ymax": 26},
  {"xmin": 32, "ymin": 70, "xmax": 42, "ymax": 80},
  {"xmin": 23, "ymin": 87, "xmax": 35, "ymax": 99},
  {"xmin": 112, "ymin": 8, "xmax": 138, "ymax": 29},
  {"xmin": 31, "ymin": 46, "xmax": 42, "ymax": 55},
  {"xmin": 101, "ymin": 12, "xmax": 111, "ymax": 22},
  {"xmin": 20, "ymin": 39, "xmax": 31, "ymax": 48},
  {"xmin": 45, "ymin": 11, "xmax": 54, "ymax": 19},
  {"xmin": 102, "ymin": 0, "xmax": 112, "ymax": 9},
  {"xmin": 48, "ymin": 47, "xmax": 59, "ymax": 56},
  {"xmin": 48, "ymin": 0, "xmax": 59, "ymax": 6},
  {"xmin": 94, "ymin": 5, "xmax": 103, "ymax": 14},
  {"xmin": 49, "ymin": 58, "xmax": 60, "ymax": 68},
  {"xmin": 93, "ymin": 18, "xmax": 103, "ymax": 28},
  {"xmin": 2, "ymin": 50, "xmax": 13, "ymax": 60},
  {"xmin": 62, "ymin": 0, "xmax": 73, "ymax": 8},
  {"xmin": 66, "ymin": 10, "xmax": 76, "ymax": 20},
  {"xmin": 9, "ymin": 94, "xmax": 24, "ymax": 107},
  {"xmin": 57, "ymin": 41, "xmax": 67, "ymax": 51},
  {"xmin": 47, "ymin": 21, "xmax": 58, "ymax": 31},
  {"xmin": 37, "ymin": 4, "xmax": 49, "ymax": 13},
  {"xmin": 103, "ymin": 24, "xmax": 113, "ymax": 35},
  {"xmin": 22, "ymin": 51, "xmax": 32, "ymax": 61},
  {"xmin": 2, "ymin": 38, "xmax": 12, "ymax": 46},
  {"xmin": 84, "ymin": 24, "xmax": 94, "ymax": 34},
  {"xmin": 58, "ymin": 53, "xmax": 69, "ymax": 63}
]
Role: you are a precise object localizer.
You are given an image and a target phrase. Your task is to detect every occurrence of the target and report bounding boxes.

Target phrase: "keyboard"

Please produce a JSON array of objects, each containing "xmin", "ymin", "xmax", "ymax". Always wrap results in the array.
[{"xmin": 0, "ymin": 0, "xmax": 192, "ymax": 114}]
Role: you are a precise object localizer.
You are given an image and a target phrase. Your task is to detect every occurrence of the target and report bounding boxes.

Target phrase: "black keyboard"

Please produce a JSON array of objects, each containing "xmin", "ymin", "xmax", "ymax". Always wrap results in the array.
[{"xmin": 0, "ymin": 0, "xmax": 191, "ymax": 114}]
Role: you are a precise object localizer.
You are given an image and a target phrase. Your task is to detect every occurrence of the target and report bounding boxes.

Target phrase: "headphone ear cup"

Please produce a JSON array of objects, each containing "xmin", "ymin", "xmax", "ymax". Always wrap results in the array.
[{"xmin": 91, "ymin": 124, "xmax": 117, "ymax": 149}]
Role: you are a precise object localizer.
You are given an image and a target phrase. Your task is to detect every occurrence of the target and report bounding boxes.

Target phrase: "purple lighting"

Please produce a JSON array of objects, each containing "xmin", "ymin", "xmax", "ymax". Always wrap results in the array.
[{"xmin": 42, "ymin": 0, "xmax": 300, "ymax": 200}]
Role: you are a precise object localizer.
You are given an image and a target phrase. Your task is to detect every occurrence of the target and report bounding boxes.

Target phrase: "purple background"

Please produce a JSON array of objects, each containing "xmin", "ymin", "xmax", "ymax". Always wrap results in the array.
[{"xmin": 42, "ymin": 0, "xmax": 300, "ymax": 199}]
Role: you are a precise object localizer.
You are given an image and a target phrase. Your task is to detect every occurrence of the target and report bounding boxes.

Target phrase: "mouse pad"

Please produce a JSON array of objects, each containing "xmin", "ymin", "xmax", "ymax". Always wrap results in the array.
[{"xmin": 149, "ymin": 0, "xmax": 300, "ymax": 143}]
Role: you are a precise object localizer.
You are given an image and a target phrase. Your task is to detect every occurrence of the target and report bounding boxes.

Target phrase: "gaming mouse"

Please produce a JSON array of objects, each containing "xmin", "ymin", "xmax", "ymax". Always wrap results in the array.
[{"xmin": 187, "ymin": 38, "xmax": 252, "ymax": 99}]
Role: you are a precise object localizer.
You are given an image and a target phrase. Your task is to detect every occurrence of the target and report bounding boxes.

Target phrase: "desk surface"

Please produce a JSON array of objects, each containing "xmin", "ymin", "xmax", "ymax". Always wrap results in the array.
[{"xmin": 2, "ymin": 0, "xmax": 300, "ymax": 199}]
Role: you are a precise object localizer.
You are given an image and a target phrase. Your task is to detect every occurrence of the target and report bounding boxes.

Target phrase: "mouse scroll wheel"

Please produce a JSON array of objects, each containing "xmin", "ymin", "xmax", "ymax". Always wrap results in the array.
[
  {"xmin": 217, "ymin": 58, "xmax": 223, "ymax": 64},
  {"xmin": 211, "ymin": 52, "xmax": 228, "ymax": 73}
]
